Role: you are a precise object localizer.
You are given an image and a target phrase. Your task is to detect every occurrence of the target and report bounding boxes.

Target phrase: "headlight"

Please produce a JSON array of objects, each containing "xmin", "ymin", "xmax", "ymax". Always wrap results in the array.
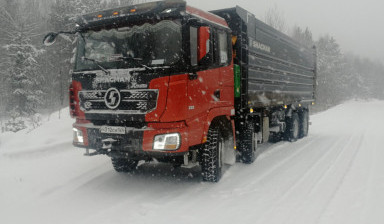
[
  {"xmin": 73, "ymin": 128, "xmax": 84, "ymax": 145},
  {"xmin": 153, "ymin": 133, "xmax": 181, "ymax": 151}
]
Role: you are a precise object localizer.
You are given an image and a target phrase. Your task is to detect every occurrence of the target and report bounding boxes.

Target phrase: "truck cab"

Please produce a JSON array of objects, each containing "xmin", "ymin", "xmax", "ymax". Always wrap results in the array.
[{"xmin": 64, "ymin": 0, "xmax": 236, "ymax": 179}]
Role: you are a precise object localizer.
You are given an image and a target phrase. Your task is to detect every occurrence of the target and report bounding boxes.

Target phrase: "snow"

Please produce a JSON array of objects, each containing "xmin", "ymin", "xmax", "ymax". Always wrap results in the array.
[{"xmin": 1, "ymin": 100, "xmax": 384, "ymax": 224}]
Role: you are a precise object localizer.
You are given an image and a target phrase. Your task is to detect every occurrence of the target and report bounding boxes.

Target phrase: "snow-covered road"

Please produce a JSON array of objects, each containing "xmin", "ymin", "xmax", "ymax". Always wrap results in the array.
[{"xmin": 1, "ymin": 101, "xmax": 384, "ymax": 224}]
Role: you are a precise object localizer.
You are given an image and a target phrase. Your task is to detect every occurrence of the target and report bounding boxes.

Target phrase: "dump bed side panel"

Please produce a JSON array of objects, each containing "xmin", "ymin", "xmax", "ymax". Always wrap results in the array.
[{"xmin": 212, "ymin": 6, "xmax": 316, "ymax": 109}]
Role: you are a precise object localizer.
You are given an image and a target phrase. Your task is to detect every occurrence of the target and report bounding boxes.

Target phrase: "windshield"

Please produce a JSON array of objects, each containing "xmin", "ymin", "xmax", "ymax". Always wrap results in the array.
[{"xmin": 74, "ymin": 20, "xmax": 183, "ymax": 71}]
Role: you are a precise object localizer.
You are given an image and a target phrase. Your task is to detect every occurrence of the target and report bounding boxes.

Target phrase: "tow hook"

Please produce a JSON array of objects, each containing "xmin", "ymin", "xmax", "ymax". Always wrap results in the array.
[
  {"xmin": 84, "ymin": 138, "xmax": 119, "ymax": 157},
  {"xmin": 181, "ymin": 151, "xmax": 198, "ymax": 168},
  {"xmin": 102, "ymin": 138, "xmax": 118, "ymax": 150}
]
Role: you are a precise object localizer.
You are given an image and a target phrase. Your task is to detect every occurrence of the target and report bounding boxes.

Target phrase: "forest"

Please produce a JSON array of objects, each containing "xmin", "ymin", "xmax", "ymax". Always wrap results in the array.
[{"xmin": 1, "ymin": 0, "xmax": 383, "ymax": 132}]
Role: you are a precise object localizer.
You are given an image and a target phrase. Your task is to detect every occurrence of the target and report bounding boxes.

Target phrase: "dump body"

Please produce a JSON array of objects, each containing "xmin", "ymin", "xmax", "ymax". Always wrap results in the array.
[{"xmin": 212, "ymin": 6, "xmax": 316, "ymax": 110}]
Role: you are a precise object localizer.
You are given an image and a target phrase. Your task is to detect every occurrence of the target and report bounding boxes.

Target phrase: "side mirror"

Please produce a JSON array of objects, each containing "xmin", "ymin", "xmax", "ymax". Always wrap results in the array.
[
  {"xmin": 43, "ymin": 32, "xmax": 59, "ymax": 46},
  {"xmin": 198, "ymin": 26, "xmax": 210, "ymax": 61}
]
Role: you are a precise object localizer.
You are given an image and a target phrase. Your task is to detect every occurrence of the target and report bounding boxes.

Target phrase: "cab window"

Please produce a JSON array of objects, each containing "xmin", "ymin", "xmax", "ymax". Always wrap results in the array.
[{"xmin": 218, "ymin": 32, "xmax": 228, "ymax": 64}]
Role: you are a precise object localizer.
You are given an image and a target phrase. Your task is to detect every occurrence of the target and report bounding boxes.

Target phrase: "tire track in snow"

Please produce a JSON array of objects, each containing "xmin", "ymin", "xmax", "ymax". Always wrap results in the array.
[
  {"xmin": 313, "ymin": 134, "xmax": 365, "ymax": 224},
  {"xmin": 254, "ymin": 134, "xmax": 353, "ymax": 224},
  {"xmin": 358, "ymin": 135, "xmax": 377, "ymax": 224},
  {"xmin": 280, "ymin": 133, "xmax": 362, "ymax": 224},
  {"xmin": 224, "ymin": 134, "xmax": 345, "ymax": 198},
  {"xmin": 308, "ymin": 134, "xmax": 363, "ymax": 196},
  {"xmin": 226, "ymin": 138, "xmax": 319, "ymax": 196},
  {"xmin": 249, "ymin": 137, "xmax": 324, "ymax": 180}
]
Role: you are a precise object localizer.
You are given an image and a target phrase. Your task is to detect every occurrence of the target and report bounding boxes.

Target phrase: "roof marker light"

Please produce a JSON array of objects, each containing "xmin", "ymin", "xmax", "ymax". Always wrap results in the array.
[{"xmin": 113, "ymin": 11, "xmax": 119, "ymax": 16}]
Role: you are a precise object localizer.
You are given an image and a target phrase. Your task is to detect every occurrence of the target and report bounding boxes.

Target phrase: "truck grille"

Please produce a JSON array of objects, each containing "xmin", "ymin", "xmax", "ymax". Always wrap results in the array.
[{"xmin": 79, "ymin": 89, "xmax": 158, "ymax": 113}]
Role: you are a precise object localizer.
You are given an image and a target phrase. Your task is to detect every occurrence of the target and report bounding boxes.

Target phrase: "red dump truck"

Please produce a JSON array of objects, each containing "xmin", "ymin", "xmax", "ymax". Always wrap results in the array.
[{"xmin": 44, "ymin": 0, "xmax": 316, "ymax": 182}]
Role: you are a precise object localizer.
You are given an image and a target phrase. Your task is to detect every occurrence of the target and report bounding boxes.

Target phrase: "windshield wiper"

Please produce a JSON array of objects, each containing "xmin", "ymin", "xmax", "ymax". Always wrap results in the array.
[
  {"xmin": 116, "ymin": 56, "xmax": 154, "ymax": 71},
  {"xmin": 82, "ymin": 57, "xmax": 111, "ymax": 75}
]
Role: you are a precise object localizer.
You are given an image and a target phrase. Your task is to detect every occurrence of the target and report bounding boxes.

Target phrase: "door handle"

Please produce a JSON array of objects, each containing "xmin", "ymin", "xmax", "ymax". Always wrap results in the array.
[
  {"xmin": 214, "ymin": 89, "xmax": 221, "ymax": 101},
  {"xmin": 188, "ymin": 73, "xmax": 198, "ymax": 80}
]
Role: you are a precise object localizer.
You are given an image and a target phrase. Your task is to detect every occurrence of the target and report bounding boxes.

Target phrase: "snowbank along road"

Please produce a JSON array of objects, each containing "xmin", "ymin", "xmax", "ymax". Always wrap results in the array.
[{"xmin": 1, "ymin": 100, "xmax": 384, "ymax": 224}]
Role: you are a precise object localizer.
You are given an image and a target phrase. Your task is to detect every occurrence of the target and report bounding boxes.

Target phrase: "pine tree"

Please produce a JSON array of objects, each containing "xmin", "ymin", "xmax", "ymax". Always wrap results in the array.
[
  {"xmin": 264, "ymin": 4, "xmax": 288, "ymax": 34},
  {"xmin": 2, "ymin": 1, "xmax": 44, "ymax": 131},
  {"xmin": 291, "ymin": 26, "xmax": 314, "ymax": 48},
  {"xmin": 342, "ymin": 54, "xmax": 370, "ymax": 100},
  {"xmin": 315, "ymin": 35, "xmax": 346, "ymax": 110},
  {"xmin": 0, "ymin": 0, "xmax": 17, "ymax": 121}
]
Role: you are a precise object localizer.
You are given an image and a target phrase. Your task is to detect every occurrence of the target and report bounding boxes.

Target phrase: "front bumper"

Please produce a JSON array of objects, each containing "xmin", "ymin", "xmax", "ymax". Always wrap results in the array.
[{"xmin": 73, "ymin": 121, "xmax": 189, "ymax": 157}]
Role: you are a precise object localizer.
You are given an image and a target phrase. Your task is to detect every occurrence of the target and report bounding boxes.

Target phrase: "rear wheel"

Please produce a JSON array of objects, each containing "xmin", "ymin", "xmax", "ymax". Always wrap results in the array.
[
  {"xmin": 299, "ymin": 110, "xmax": 309, "ymax": 138},
  {"xmin": 285, "ymin": 112, "xmax": 300, "ymax": 142},
  {"xmin": 111, "ymin": 157, "xmax": 138, "ymax": 173},
  {"xmin": 239, "ymin": 122, "xmax": 257, "ymax": 164}
]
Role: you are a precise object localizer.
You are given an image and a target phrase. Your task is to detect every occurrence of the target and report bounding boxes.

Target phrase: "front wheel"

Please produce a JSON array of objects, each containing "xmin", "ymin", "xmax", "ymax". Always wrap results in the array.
[{"xmin": 201, "ymin": 125, "xmax": 224, "ymax": 182}]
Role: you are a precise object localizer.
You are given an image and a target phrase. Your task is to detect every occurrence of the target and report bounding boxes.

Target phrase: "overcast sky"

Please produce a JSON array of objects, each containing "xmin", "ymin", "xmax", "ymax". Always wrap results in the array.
[{"xmin": 187, "ymin": 0, "xmax": 384, "ymax": 63}]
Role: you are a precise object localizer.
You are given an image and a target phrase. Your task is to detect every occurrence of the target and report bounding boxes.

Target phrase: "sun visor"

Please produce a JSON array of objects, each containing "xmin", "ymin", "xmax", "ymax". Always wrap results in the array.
[{"xmin": 76, "ymin": 0, "xmax": 186, "ymax": 30}]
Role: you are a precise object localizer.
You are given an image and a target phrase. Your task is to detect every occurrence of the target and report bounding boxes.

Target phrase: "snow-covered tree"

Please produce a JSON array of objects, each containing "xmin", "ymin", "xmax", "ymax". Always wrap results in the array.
[
  {"xmin": 291, "ymin": 26, "xmax": 314, "ymax": 48},
  {"xmin": 342, "ymin": 54, "xmax": 370, "ymax": 100},
  {"xmin": 0, "ymin": 0, "xmax": 17, "ymax": 120},
  {"xmin": 264, "ymin": 4, "xmax": 288, "ymax": 34},
  {"xmin": 2, "ymin": 0, "xmax": 44, "ymax": 131},
  {"xmin": 315, "ymin": 35, "xmax": 346, "ymax": 110}
]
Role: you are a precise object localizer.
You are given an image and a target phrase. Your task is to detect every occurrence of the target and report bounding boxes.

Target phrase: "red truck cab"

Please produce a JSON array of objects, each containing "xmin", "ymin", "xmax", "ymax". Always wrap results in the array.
[{"xmin": 66, "ymin": 1, "xmax": 236, "ymax": 181}]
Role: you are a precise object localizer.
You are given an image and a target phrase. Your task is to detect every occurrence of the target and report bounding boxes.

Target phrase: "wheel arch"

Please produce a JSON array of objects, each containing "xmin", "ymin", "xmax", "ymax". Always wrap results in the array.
[{"xmin": 201, "ymin": 107, "xmax": 235, "ymax": 144}]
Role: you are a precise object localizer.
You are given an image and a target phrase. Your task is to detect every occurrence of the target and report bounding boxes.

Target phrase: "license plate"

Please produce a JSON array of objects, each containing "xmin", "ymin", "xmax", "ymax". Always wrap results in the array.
[{"xmin": 100, "ymin": 126, "xmax": 126, "ymax": 134}]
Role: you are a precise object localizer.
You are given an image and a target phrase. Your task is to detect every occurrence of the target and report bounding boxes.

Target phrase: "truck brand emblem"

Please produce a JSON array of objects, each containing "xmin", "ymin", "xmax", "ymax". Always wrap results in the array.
[
  {"xmin": 104, "ymin": 88, "xmax": 121, "ymax": 109},
  {"xmin": 250, "ymin": 38, "xmax": 271, "ymax": 53}
]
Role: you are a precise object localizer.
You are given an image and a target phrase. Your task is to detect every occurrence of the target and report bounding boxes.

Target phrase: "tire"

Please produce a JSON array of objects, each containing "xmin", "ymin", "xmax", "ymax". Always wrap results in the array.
[
  {"xmin": 111, "ymin": 157, "xmax": 138, "ymax": 173},
  {"xmin": 299, "ymin": 110, "xmax": 309, "ymax": 138},
  {"xmin": 239, "ymin": 122, "xmax": 257, "ymax": 164},
  {"xmin": 285, "ymin": 112, "xmax": 300, "ymax": 142},
  {"xmin": 201, "ymin": 125, "xmax": 224, "ymax": 182}
]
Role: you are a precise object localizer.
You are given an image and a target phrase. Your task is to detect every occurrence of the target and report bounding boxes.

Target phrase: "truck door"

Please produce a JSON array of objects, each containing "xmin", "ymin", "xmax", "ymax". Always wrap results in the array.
[{"xmin": 187, "ymin": 26, "xmax": 221, "ymax": 119}]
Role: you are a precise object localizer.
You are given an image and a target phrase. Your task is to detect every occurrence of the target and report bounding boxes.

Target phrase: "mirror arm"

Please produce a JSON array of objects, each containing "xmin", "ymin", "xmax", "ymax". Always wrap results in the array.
[
  {"xmin": 43, "ymin": 30, "xmax": 78, "ymax": 46},
  {"xmin": 58, "ymin": 30, "xmax": 77, "ymax": 35}
]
